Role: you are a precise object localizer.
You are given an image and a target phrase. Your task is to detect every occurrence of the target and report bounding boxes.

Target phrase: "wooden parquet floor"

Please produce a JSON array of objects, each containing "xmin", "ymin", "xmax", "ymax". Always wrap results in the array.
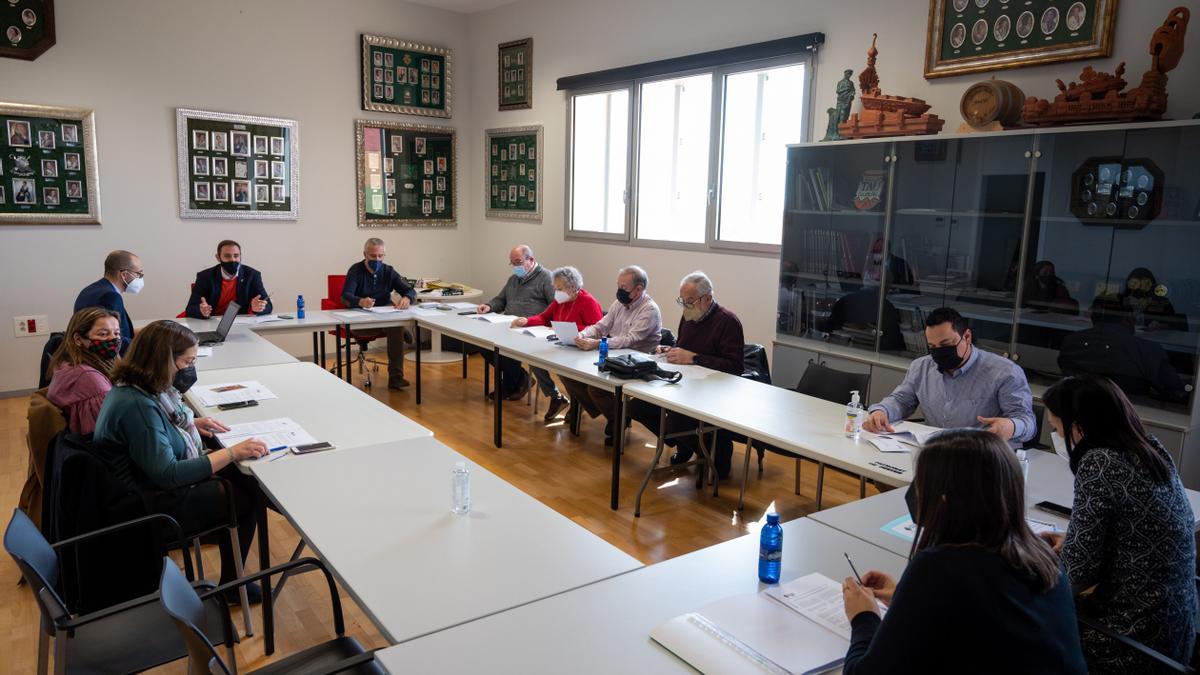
[{"xmin": 0, "ymin": 354, "xmax": 874, "ymax": 673}]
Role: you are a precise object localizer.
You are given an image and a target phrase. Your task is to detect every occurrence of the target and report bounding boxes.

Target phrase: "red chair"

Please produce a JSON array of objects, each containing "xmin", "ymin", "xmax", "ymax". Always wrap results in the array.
[{"xmin": 323, "ymin": 274, "xmax": 387, "ymax": 388}]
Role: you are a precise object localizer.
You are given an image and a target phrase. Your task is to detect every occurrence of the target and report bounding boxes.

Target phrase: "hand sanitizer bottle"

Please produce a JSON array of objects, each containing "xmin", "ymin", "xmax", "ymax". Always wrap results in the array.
[{"xmin": 845, "ymin": 390, "xmax": 864, "ymax": 438}]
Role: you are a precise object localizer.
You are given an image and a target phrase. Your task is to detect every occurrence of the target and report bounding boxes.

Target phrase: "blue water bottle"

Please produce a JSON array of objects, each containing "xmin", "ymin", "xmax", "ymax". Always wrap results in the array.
[
  {"xmin": 758, "ymin": 513, "xmax": 783, "ymax": 584},
  {"xmin": 597, "ymin": 336, "xmax": 608, "ymax": 368},
  {"xmin": 296, "ymin": 294, "xmax": 305, "ymax": 319}
]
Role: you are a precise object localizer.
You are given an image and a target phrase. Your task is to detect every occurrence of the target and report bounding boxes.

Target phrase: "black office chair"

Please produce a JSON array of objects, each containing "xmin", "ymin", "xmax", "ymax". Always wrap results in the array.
[
  {"xmin": 5, "ymin": 508, "xmax": 229, "ymax": 675},
  {"xmin": 1025, "ymin": 403, "xmax": 1049, "ymax": 450},
  {"xmin": 159, "ymin": 557, "xmax": 384, "ymax": 675},
  {"xmin": 1076, "ymin": 583, "xmax": 1200, "ymax": 673},
  {"xmin": 739, "ymin": 361, "xmax": 871, "ymax": 511},
  {"xmin": 38, "ymin": 332, "xmax": 65, "ymax": 389}
]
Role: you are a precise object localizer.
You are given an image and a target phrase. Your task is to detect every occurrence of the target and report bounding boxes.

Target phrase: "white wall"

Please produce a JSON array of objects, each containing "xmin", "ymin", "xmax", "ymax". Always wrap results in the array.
[
  {"xmin": 2, "ymin": 0, "xmax": 1196, "ymax": 393},
  {"xmin": 0, "ymin": 0, "xmax": 474, "ymax": 393},
  {"xmin": 461, "ymin": 0, "xmax": 1200, "ymax": 366}
]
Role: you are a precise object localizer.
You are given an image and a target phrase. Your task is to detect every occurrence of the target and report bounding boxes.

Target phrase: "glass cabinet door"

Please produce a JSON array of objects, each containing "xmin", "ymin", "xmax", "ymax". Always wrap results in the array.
[
  {"xmin": 779, "ymin": 142, "xmax": 892, "ymax": 351},
  {"xmin": 1020, "ymin": 125, "xmax": 1199, "ymax": 412},
  {"xmin": 884, "ymin": 134, "xmax": 1036, "ymax": 360}
]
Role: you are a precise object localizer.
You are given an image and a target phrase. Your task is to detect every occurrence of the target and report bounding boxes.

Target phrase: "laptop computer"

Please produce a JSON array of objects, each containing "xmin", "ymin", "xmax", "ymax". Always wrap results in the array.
[{"xmin": 197, "ymin": 301, "xmax": 240, "ymax": 346}]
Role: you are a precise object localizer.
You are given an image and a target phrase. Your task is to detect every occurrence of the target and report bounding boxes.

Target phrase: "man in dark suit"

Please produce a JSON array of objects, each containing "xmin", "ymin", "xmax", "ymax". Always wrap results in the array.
[
  {"xmin": 184, "ymin": 240, "xmax": 272, "ymax": 319},
  {"xmin": 342, "ymin": 237, "xmax": 417, "ymax": 389},
  {"xmin": 73, "ymin": 250, "xmax": 142, "ymax": 353}
]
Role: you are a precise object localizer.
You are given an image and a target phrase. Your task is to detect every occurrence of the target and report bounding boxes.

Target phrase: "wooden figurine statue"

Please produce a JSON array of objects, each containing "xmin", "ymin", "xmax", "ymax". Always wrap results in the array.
[
  {"xmin": 838, "ymin": 34, "xmax": 945, "ymax": 139},
  {"xmin": 1024, "ymin": 7, "xmax": 1190, "ymax": 125}
]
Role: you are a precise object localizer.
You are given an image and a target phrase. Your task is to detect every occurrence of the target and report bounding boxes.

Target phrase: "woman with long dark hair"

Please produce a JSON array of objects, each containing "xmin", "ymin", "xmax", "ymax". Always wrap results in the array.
[
  {"xmin": 1042, "ymin": 375, "xmax": 1196, "ymax": 673},
  {"xmin": 840, "ymin": 429, "xmax": 1086, "ymax": 674}
]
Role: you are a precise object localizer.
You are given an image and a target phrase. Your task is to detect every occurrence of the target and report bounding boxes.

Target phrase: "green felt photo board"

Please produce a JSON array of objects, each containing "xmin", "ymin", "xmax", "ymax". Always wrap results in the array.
[
  {"xmin": 176, "ymin": 108, "xmax": 299, "ymax": 220},
  {"xmin": 485, "ymin": 126, "xmax": 541, "ymax": 222},
  {"xmin": 357, "ymin": 119, "xmax": 456, "ymax": 228},
  {"xmin": 362, "ymin": 34, "xmax": 452, "ymax": 119},
  {"xmin": 1, "ymin": 102, "xmax": 99, "ymax": 224},
  {"xmin": 498, "ymin": 38, "xmax": 532, "ymax": 111},
  {"xmin": 924, "ymin": 0, "xmax": 1116, "ymax": 79},
  {"xmin": 0, "ymin": 0, "xmax": 54, "ymax": 61}
]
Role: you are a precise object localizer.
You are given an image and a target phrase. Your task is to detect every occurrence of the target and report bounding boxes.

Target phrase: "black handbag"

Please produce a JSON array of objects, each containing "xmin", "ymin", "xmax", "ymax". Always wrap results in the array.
[{"xmin": 601, "ymin": 353, "xmax": 683, "ymax": 383}]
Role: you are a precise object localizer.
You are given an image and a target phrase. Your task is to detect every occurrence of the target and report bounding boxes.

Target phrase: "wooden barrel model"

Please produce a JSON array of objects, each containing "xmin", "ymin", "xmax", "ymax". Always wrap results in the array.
[{"xmin": 960, "ymin": 79, "xmax": 1025, "ymax": 128}]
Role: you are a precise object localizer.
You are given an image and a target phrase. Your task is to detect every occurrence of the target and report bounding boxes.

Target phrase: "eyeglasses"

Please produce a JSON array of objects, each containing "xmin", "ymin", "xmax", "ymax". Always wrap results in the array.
[
  {"xmin": 122, "ymin": 269, "xmax": 145, "ymax": 279},
  {"xmin": 675, "ymin": 295, "xmax": 705, "ymax": 309}
]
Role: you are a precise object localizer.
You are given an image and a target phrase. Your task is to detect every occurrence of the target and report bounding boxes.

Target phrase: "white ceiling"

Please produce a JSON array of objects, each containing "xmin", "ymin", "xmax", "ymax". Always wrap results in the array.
[{"xmin": 404, "ymin": 0, "xmax": 525, "ymax": 14}]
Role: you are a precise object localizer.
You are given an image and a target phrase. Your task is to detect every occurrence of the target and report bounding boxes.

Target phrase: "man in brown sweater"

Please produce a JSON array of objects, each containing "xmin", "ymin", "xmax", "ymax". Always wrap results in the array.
[{"xmin": 627, "ymin": 271, "xmax": 745, "ymax": 478}]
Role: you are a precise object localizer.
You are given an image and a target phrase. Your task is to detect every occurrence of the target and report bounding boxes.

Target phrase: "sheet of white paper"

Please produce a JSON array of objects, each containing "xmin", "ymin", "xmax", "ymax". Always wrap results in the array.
[
  {"xmin": 867, "ymin": 436, "xmax": 909, "ymax": 453},
  {"xmin": 216, "ymin": 417, "xmax": 317, "ymax": 456},
  {"xmin": 233, "ymin": 314, "xmax": 283, "ymax": 325},
  {"xmin": 519, "ymin": 325, "xmax": 555, "ymax": 339},
  {"xmin": 331, "ymin": 310, "xmax": 368, "ymax": 321},
  {"xmin": 447, "ymin": 302, "xmax": 477, "ymax": 310},
  {"xmin": 1025, "ymin": 517, "xmax": 1058, "ymax": 535},
  {"xmin": 551, "ymin": 320, "xmax": 580, "ymax": 344},
  {"xmin": 764, "ymin": 573, "xmax": 859, "ymax": 641},
  {"xmin": 474, "ymin": 313, "xmax": 516, "ymax": 324},
  {"xmin": 192, "ymin": 380, "xmax": 278, "ymax": 407},
  {"xmin": 195, "ymin": 346, "xmax": 214, "ymax": 358},
  {"xmin": 366, "ymin": 306, "xmax": 401, "ymax": 314},
  {"xmin": 410, "ymin": 307, "xmax": 443, "ymax": 317}
]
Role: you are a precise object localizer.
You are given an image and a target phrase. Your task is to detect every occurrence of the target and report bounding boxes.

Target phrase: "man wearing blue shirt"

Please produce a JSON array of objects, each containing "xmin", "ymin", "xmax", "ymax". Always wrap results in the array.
[
  {"xmin": 341, "ymin": 238, "xmax": 417, "ymax": 389},
  {"xmin": 73, "ymin": 250, "xmax": 142, "ymax": 354},
  {"xmin": 863, "ymin": 306, "xmax": 1036, "ymax": 447}
]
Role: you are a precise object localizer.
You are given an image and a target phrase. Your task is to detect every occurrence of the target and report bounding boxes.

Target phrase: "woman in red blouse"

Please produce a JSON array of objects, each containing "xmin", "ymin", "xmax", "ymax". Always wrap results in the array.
[{"xmin": 512, "ymin": 266, "xmax": 603, "ymax": 420}]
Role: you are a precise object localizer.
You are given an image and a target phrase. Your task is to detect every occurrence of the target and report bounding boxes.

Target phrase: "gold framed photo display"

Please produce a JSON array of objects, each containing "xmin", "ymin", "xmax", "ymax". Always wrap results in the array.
[
  {"xmin": 361, "ymin": 33, "xmax": 452, "ymax": 118},
  {"xmin": 498, "ymin": 38, "xmax": 532, "ymax": 110},
  {"xmin": 924, "ymin": 0, "xmax": 1117, "ymax": 79},
  {"xmin": 485, "ymin": 125, "xmax": 541, "ymax": 221},
  {"xmin": 356, "ymin": 118, "xmax": 456, "ymax": 228},
  {"xmin": 1, "ymin": 101, "xmax": 100, "ymax": 224}
]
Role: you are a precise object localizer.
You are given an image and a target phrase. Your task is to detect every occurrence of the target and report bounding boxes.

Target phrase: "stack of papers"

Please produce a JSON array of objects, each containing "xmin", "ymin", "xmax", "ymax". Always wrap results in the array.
[
  {"xmin": 233, "ymin": 315, "xmax": 285, "ymax": 325},
  {"xmin": 865, "ymin": 436, "xmax": 909, "ymax": 453},
  {"xmin": 366, "ymin": 306, "xmax": 403, "ymax": 314},
  {"xmin": 192, "ymin": 381, "xmax": 278, "ymax": 407},
  {"xmin": 215, "ymin": 417, "xmax": 317, "ymax": 457},
  {"xmin": 870, "ymin": 420, "xmax": 942, "ymax": 447},
  {"xmin": 331, "ymin": 310, "xmax": 369, "ymax": 320},
  {"xmin": 473, "ymin": 313, "xmax": 516, "ymax": 324},
  {"xmin": 516, "ymin": 325, "xmax": 554, "ymax": 339},
  {"xmin": 651, "ymin": 573, "xmax": 862, "ymax": 675},
  {"xmin": 551, "ymin": 320, "xmax": 580, "ymax": 345}
]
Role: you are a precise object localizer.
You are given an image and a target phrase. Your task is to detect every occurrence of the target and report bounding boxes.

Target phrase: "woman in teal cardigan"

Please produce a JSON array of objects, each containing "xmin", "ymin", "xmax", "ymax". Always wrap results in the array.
[{"xmin": 94, "ymin": 320, "xmax": 268, "ymax": 597}]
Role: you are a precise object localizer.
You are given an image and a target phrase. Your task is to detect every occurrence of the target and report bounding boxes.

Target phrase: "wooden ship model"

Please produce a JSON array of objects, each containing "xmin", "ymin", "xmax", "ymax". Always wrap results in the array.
[
  {"xmin": 1023, "ymin": 7, "xmax": 1189, "ymax": 125},
  {"xmin": 838, "ymin": 34, "xmax": 945, "ymax": 139}
]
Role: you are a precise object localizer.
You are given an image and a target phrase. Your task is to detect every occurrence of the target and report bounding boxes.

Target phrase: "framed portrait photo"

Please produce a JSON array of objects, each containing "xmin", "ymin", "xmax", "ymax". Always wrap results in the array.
[
  {"xmin": 484, "ymin": 125, "xmax": 541, "ymax": 221},
  {"xmin": 361, "ymin": 33, "xmax": 452, "ymax": 118},
  {"xmin": 924, "ymin": 0, "xmax": 1117, "ymax": 78},
  {"xmin": 176, "ymin": 108, "xmax": 299, "ymax": 219},
  {"xmin": 0, "ymin": 101, "xmax": 100, "ymax": 224},
  {"xmin": 0, "ymin": 0, "xmax": 56, "ymax": 61},
  {"xmin": 498, "ymin": 38, "xmax": 532, "ymax": 110},
  {"xmin": 356, "ymin": 118, "xmax": 456, "ymax": 228}
]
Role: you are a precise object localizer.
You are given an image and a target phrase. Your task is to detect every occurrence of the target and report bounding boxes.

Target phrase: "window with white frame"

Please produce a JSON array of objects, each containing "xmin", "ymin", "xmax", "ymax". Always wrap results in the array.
[{"xmin": 565, "ymin": 48, "xmax": 813, "ymax": 253}]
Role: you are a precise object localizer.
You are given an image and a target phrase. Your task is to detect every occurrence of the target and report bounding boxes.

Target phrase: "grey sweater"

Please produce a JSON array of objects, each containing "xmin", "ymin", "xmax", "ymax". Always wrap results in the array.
[{"xmin": 487, "ymin": 264, "xmax": 555, "ymax": 317}]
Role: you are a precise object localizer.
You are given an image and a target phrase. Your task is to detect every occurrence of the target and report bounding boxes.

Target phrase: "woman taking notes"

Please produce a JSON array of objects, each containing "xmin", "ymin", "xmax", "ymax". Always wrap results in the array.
[
  {"xmin": 46, "ymin": 307, "xmax": 123, "ymax": 434},
  {"xmin": 94, "ymin": 320, "xmax": 269, "ymax": 595},
  {"xmin": 1042, "ymin": 375, "xmax": 1196, "ymax": 673},
  {"xmin": 840, "ymin": 429, "xmax": 1086, "ymax": 674}
]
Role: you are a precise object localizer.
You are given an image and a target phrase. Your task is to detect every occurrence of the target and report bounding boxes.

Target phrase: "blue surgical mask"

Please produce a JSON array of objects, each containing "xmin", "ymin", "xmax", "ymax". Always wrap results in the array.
[
  {"xmin": 367, "ymin": 260, "xmax": 382, "ymax": 273},
  {"xmin": 512, "ymin": 264, "xmax": 528, "ymax": 279}
]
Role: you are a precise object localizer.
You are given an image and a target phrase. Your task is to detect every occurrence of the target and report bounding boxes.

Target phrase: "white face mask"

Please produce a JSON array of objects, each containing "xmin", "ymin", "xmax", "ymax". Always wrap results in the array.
[
  {"xmin": 554, "ymin": 289, "xmax": 571, "ymax": 304},
  {"xmin": 124, "ymin": 276, "xmax": 144, "ymax": 294},
  {"xmin": 1050, "ymin": 430, "xmax": 1069, "ymax": 461}
]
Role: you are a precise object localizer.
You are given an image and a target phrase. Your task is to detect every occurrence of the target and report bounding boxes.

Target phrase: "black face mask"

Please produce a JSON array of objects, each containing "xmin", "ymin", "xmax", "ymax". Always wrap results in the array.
[
  {"xmin": 220, "ymin": 261, "xmax": 240, "ymax": 276},
  {"xmin": 616, "ymin": 288, "xmax": 633, "ymax": 305},
  {"xmin": 929, "ymin": 343, "xmax": 964, "ymax": 373},
  {"xmin": 173, "ymin": 365, "xmax": 198, "ymax": 394}
]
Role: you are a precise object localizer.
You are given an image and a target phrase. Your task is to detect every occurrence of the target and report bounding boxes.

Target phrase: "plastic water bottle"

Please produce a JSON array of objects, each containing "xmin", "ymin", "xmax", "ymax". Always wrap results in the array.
[
  {"xmin": 1017, "ymin": 449, "xmax": 1030, "ymax": 485},
  {"xmin": 758, "ymin": 513, "xmax": 783, "ymax": 584},
  {"xmin": 296, "ymin": 294, "xmax": 306, "ymax": 319},
  {"xmin": 451, "ymin": 461, "xmax": 471, "ymax": 515},
  {"xmin": 597, "ymin": 336, "xmax": 609, "ymax": 368},
  {"xmin": 844, "ymin": 390, "xmax": 863, "ymax": 438}
]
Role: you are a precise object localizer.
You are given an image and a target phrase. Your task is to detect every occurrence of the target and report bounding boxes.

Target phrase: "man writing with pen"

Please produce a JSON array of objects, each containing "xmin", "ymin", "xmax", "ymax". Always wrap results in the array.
[
  {"xmin": 862, "ymin": 307, "xmax": 1036, "ymax": 448},
  {"xmin": 185, "ymin": 239, "xmax": 273, "ymax": 319}
]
